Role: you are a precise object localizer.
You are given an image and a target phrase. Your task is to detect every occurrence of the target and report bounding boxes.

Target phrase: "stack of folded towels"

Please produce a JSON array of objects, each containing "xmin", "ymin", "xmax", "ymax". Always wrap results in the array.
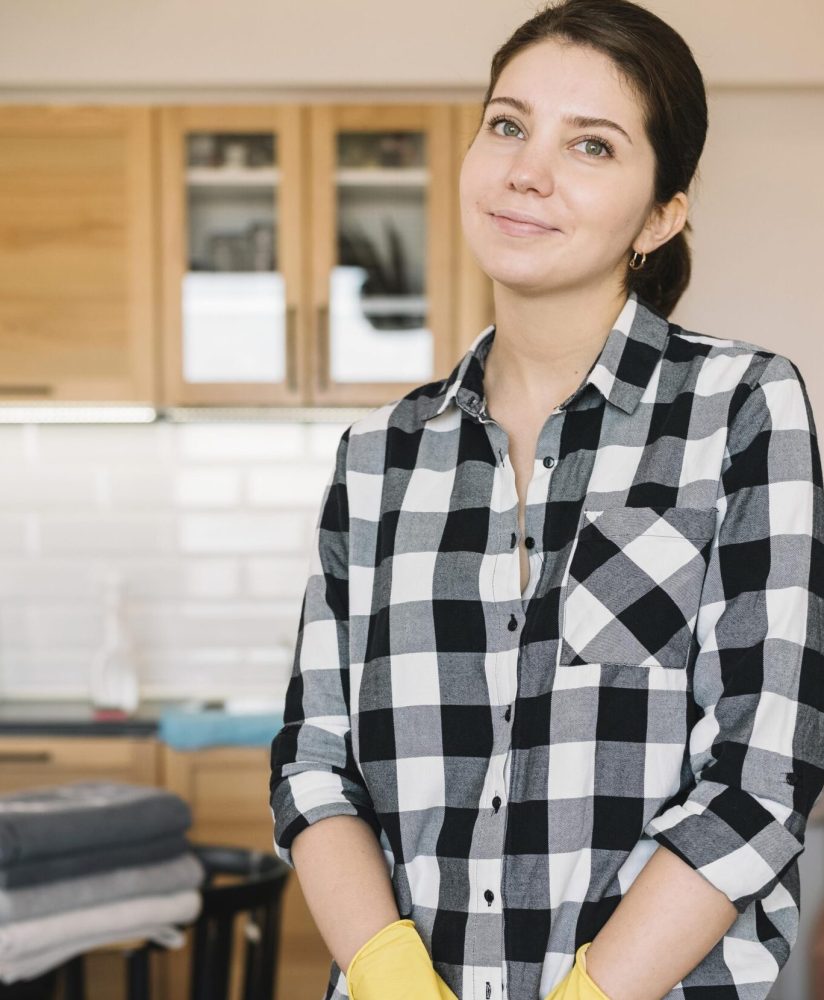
[{"xmin": 0, "ymin": 780, "xmax": 205, "ymax": 984}]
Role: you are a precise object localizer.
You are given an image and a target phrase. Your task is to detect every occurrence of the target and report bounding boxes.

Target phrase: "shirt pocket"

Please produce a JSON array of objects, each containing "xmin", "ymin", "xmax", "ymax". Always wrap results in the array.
[{"xmin": 559, "ymin": 505, "xmax": 717, "ymax": 669}]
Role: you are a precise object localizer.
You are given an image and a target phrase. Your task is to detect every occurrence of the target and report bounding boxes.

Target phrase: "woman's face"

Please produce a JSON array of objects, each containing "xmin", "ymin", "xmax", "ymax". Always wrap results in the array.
[{"xmin": 459, "ymin": 38, "xmax": 660, "ymax": 298}]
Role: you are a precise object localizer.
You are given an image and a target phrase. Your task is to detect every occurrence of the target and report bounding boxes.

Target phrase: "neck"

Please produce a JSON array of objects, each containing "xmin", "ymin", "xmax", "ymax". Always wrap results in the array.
[{"xmin": 484, "ymin": 282, "xmax": 630, "ymax": 415}]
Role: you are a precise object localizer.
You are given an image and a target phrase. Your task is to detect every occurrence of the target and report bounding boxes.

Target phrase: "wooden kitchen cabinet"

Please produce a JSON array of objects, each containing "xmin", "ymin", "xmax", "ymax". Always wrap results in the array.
[
  {"xmin": 0, "ymin": 734, "xmax": 159, "ymax": 793},
  {"xmin": 157, "ymin": 104, "xmax": 307, "ymax": 408},
  {"xmin": 306, "ymin": 103, "xmax": 457, "ymax": 407},
  {"xmin": 158, "ymin": 101, "xmax": 465, "ymax": 410},
  {"xmin": 452, "ymin": 102, "xmax": 495, "ymax": 355},
  {"xmin": 0, "ymin": 106, "xmax": 158, "ymax": 404},
  {"xmin": 0, "ymin": 99, "xmax": 491, "ymax": 410}
]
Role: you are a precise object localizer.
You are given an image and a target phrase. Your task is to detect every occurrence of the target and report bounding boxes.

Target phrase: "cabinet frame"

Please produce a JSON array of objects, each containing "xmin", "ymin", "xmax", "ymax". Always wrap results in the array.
[
  {"xmin": 157, "ymin": 104, "xmax": 307, "ymax": 407},
  {"xmin": 307, "ymin": 103, "xmax": 457, "ymax": 407}
]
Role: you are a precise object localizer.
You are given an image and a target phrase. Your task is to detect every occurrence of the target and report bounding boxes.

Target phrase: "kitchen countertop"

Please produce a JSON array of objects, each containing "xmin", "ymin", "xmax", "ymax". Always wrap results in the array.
[{"xmin": 0, "ymin": 700, "xmax": 181, "ymax": 737}]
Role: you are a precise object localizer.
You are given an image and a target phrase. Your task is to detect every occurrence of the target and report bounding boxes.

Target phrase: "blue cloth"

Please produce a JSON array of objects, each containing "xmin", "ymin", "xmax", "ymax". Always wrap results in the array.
[{"xmin": 158, "ymin": 708, "xmax": 284, "ymax": 750}]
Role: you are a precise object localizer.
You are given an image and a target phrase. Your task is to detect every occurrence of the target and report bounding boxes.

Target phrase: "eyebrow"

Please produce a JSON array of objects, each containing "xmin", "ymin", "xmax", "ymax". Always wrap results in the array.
[{"xmin": 486, "ymin": 96, "xmax": 633, "ymax": 145}]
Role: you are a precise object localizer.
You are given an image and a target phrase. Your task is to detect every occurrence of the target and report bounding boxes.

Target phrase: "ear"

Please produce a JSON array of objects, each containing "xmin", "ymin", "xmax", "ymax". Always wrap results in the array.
[{"xmin": 637, "ymin": 191, "xmax": 689, "ymax": 254}]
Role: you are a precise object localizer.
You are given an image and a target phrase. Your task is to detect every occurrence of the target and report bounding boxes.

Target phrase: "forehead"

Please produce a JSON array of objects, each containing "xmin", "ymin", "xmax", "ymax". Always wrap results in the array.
[{"xmin": 493, "ymin": 38, "xmax": 644, "ymax": 124}]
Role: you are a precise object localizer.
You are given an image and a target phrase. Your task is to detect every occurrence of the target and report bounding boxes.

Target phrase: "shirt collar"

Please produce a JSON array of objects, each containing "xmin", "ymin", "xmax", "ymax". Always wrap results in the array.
[{"xmin": 416, "ymin": 291, "xmax": 671, "ymax": 424}]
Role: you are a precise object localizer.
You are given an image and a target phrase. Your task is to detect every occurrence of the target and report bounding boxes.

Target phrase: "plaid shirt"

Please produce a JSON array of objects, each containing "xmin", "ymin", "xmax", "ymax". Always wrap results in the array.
[{"xmin": 269, "ymin": 291, "xmax": 824, "ymax": 1000}]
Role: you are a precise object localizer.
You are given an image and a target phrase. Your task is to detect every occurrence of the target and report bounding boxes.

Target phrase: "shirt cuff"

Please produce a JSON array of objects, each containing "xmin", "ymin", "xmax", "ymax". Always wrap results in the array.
[{"xmin": 643, "ymin": 779, "xmax": 804, "ymax": 913}]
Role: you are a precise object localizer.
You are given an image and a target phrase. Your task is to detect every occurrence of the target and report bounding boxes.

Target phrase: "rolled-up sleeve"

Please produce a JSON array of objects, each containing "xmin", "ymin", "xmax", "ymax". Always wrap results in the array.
[
  {"xmin": 269, "ymin": 426, "xmax": 381, "ymax": 869},
  {"xmin": 643, "ymin": 353, "xmax": 824, "ymax": 913}
]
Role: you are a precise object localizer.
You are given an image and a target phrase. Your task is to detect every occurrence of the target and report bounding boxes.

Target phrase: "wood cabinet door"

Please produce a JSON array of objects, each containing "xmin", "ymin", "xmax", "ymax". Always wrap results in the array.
[
  {"xmin": 0, "ymin": 734, "xmax": 158, "ymax": 792},
  {"xmin": 157, "ymin": 105, "xmax": 307, "ymax": 408},
  {"xmin": 307, "ymin": 103, "xmax": 458, "ymax": 407},
  {"xmin": 161, "ymin": 744, "xmax": 332, "ymax": 1000},
  {"xmin": 452, "ymin": 102, "xmax": 495, "ymax": 356},
  {"xmin": 0, "ymin": 106, "xmax": 157, "ymax": 403}
]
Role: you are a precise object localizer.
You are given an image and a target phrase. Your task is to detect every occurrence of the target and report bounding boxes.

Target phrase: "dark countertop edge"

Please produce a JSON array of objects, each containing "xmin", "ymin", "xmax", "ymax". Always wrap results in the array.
[
  {"xmin": 0, "ymin": 720, "xmax": 158, "ymax": 737},
  {"xmin": 0, "ymin": 700, "xmax": 174, "ymax": 737}
]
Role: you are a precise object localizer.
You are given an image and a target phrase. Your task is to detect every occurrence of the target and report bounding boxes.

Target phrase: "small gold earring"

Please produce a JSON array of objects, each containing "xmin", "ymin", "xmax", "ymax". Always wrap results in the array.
[{"xmin": 629, "ymin": 249, "xmax": 647, "ymax": 270}]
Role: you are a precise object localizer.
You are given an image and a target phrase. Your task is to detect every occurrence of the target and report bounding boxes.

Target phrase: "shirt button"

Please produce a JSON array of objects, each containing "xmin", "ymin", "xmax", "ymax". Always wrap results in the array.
[
  {"xmin": 504, "ymin": 705, "xmax": 511, "ymax": 721},
  {"xmin": 492, "ymin": 795, "xmax": 501, "ymax": 813},
  {"xmin": 483, "ymin": 889, "xmax": 495, "ymax": 905},
  {"xmin": 543, "ymin": 455, "xmax": 556, "ymax": 468},
  {"xmin": 507, "ymin": 613, "xmax": 518, "ymax": 631},
  {"xmin": 510, "ymin": 531, "xmax": 517, "ymax": 549},
  {"xmin": 524, "ymin": 536, "xmax": 535, "ymax": 549},
  {"xmin": 786, "ymin": 771, "xmax": 799, "ymax": 785}
]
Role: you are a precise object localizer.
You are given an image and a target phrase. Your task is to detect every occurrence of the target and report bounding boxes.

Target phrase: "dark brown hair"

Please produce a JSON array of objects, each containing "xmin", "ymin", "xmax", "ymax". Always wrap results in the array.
[{"xmin": 476, "ymin": 0, "xmax": 708, "ymax": 317}]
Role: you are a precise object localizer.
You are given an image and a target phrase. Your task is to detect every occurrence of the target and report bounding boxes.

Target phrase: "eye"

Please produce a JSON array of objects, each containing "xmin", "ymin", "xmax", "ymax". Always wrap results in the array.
[
  {"xmin": 573, "ymin": 135, "xmax": 616, "ymax": 159},
  {"xmin": 485, "ymin": 114, "xmax": 524, "ymax": 139}
]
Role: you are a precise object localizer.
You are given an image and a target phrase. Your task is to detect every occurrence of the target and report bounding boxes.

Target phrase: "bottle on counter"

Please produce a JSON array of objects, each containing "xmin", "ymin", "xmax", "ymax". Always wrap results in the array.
[{"xmin": 89, "ymin": 568, "xmax": 140, "ymax": 718}]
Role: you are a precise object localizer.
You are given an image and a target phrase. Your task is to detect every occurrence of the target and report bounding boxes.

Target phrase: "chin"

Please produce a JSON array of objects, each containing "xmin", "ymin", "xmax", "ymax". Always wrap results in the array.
[{"xmin": 475, "ymin": 257, "xmax": 564, "ymax": 294}]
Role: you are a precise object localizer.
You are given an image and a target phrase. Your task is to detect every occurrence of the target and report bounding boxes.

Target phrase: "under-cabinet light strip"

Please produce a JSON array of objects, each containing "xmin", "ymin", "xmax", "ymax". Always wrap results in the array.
[{"xmin": 0, "ymin": 405, "xmax": 373, "ymax": 424}]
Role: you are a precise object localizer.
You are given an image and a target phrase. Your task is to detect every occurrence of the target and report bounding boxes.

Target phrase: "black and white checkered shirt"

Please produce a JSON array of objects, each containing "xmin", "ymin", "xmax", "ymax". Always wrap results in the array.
[{"xmin": 269, "ymin": 291, "xmax": 824, "ymax": 1000}]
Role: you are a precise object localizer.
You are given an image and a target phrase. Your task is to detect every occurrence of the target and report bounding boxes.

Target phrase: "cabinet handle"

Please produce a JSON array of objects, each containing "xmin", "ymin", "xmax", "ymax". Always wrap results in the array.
[
  {"xmin": 0, "ymin": 751, "xmax": 54, "ymax": 764},
  {"xmin": 316, "ymin": 304, "xmax": 329, "ymax": 390},
  {"xmin": 285, "ymin": 305, "xmax": 298, "ymax": 391},
  {"xmin": 0, "ymin": 385, "xmax": 54, "ymax": 396}
]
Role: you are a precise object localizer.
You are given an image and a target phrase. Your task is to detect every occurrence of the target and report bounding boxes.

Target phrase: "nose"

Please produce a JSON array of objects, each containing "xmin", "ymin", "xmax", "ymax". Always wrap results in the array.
[{"xmin": 504, "ymin": 143, "xmax": 556, "ymax": 197}]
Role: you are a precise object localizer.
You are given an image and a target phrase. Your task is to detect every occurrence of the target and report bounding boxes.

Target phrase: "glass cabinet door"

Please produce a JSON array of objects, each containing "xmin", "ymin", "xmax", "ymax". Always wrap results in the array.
[
  {"xmin": 309, "ymin": 105, "xmax": 455, "ymax": 406},
  {"xmin": 159, "ymin": 106, "xmax": 305, "ymax": 406}
]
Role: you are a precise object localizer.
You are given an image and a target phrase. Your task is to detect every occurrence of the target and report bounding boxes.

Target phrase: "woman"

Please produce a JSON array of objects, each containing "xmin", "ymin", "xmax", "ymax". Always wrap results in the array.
[{"xmin": 270, "ymin": 1, "xmax": 824, "ymax": 998}]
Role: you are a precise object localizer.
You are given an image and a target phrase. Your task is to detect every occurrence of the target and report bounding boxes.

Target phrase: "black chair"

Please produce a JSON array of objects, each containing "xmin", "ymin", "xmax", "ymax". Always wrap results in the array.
[
  {"xmin": 186, "ymin": 844, "xmax": 290, "ymax": 1000},
  {"xmin": 56, "ymin": 843, "xmax": 291, "ymax": 1000}
]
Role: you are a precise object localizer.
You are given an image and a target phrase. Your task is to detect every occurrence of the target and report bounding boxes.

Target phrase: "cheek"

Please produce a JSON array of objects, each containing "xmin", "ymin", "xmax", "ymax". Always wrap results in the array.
[
  {"xmin": 573, "ymin": 179, "xmax": 649, "ymax": 237},
  {"xmin": 458, "ymin": 158, "xmax": 485, "ymax": 228},
  {"xmin": 458, "ymin": 153, "xmax": 479, "ymax": 206}
]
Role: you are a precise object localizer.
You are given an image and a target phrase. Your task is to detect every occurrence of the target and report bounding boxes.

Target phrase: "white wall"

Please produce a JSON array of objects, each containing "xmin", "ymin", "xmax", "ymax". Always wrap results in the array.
[{"xmin": 0, "ymin": 0, "xmax": 822, "ymax": 88}]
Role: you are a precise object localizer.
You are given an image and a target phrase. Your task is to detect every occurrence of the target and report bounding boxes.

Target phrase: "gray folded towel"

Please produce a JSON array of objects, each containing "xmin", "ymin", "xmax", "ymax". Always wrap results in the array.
[
  {"xmin": 0, "ymin": 834, "xmax": 189, "ymax": 890},
  {"xmin": 0, "ymin": 852, "xmax": 205, "ymax": 925},
  {"xmin": 0, "ymin": 888, "xmax": 201, "ymax": 984},
  {"xmin": 0, "ymin": 782, "xmax": 191, "ymax": 867}
]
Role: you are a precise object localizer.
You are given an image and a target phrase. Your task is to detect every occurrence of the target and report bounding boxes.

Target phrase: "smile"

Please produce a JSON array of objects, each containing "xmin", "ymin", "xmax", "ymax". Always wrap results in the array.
[{"xmin": 489, "ymin": 213, "xmax": 560, "ymax": 237}]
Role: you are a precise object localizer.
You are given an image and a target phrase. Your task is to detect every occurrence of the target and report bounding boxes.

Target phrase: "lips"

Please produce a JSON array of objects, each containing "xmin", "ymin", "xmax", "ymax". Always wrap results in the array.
[
  {"xmin": 490, "ymin": 212, "xmax": 559, "ymax": 236},
  {"xmin": 492, "ymin": 210, "xmax": 556, "ymax": 230}
]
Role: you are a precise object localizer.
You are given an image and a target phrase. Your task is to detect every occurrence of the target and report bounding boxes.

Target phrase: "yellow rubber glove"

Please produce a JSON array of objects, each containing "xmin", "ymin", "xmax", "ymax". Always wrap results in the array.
[
  {"xmin": 543, "ymin": 942, "xmax": 612, "ymax": 1000},
  {"xmin": 345, "ymin": 918, "xmax": 459, "ymax": 1000}
]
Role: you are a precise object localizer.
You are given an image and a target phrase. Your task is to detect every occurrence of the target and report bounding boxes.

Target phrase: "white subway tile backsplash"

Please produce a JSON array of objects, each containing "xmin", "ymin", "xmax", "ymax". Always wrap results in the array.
[
  {"xmin": 139, "ymin": 649, "xmax": 291, "ymax": 702},
  {"xmin": 0, "ymin": 471, "xmax": 96, "ymax": 508},
  {"xmin": 0, "ymin": 560, "xmax": 99, "ymax": 599},
  {"xmin": 0, "ymin": 418, "xmax": 356, "ymax": 700},
  {"xmin": 244, "ymin": 556, "xmax": 311, "ymax": 598},
  {"xmin": 0, "ymin": 517, "xmax": 29, "ymax": 553},
  {"xmin": 129, "ymin": 601, "xmax": 301, "ymax": 649},
  {"xmin": 0, "ymin": 649, "xmax": 95, "ymax": 699},
  {"xmin": 40, "ymin": 515, "xmax": 177, "ymax": 553},
  {"xmin": 177, "ymin": 423, "xmax": 305, "ymax": 461},
  {"xmin": 123, "ymin": 558, "xmax": 241, "ymax": 599},
  {"xmin": 306, "ymin": 422, "xmax": 350, "ymax": 459},
  {"xmin": 36, "ymin": 425, "xmax": 167, "ymax": 463},
  {"xmin": 0, "ymin": 426, "xmax": 29, "ymax": 462},
  {"xmin": 179, "ymin": 511, "xmax": 305, "ymax": 553},
  {"xmin": 246, "ymin": 465, "xmax": 331, "ymax": 507},
  {"xmin": 106, "ymin": 470, "xmax": 175, "ymax": 507},
  {"xmin": 175, "ymin": 468, "xmax": 242, "ymax": 507},
  {"xmin": 0, "ymin": 604, "xmax": 103, "ymax": 648}
]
